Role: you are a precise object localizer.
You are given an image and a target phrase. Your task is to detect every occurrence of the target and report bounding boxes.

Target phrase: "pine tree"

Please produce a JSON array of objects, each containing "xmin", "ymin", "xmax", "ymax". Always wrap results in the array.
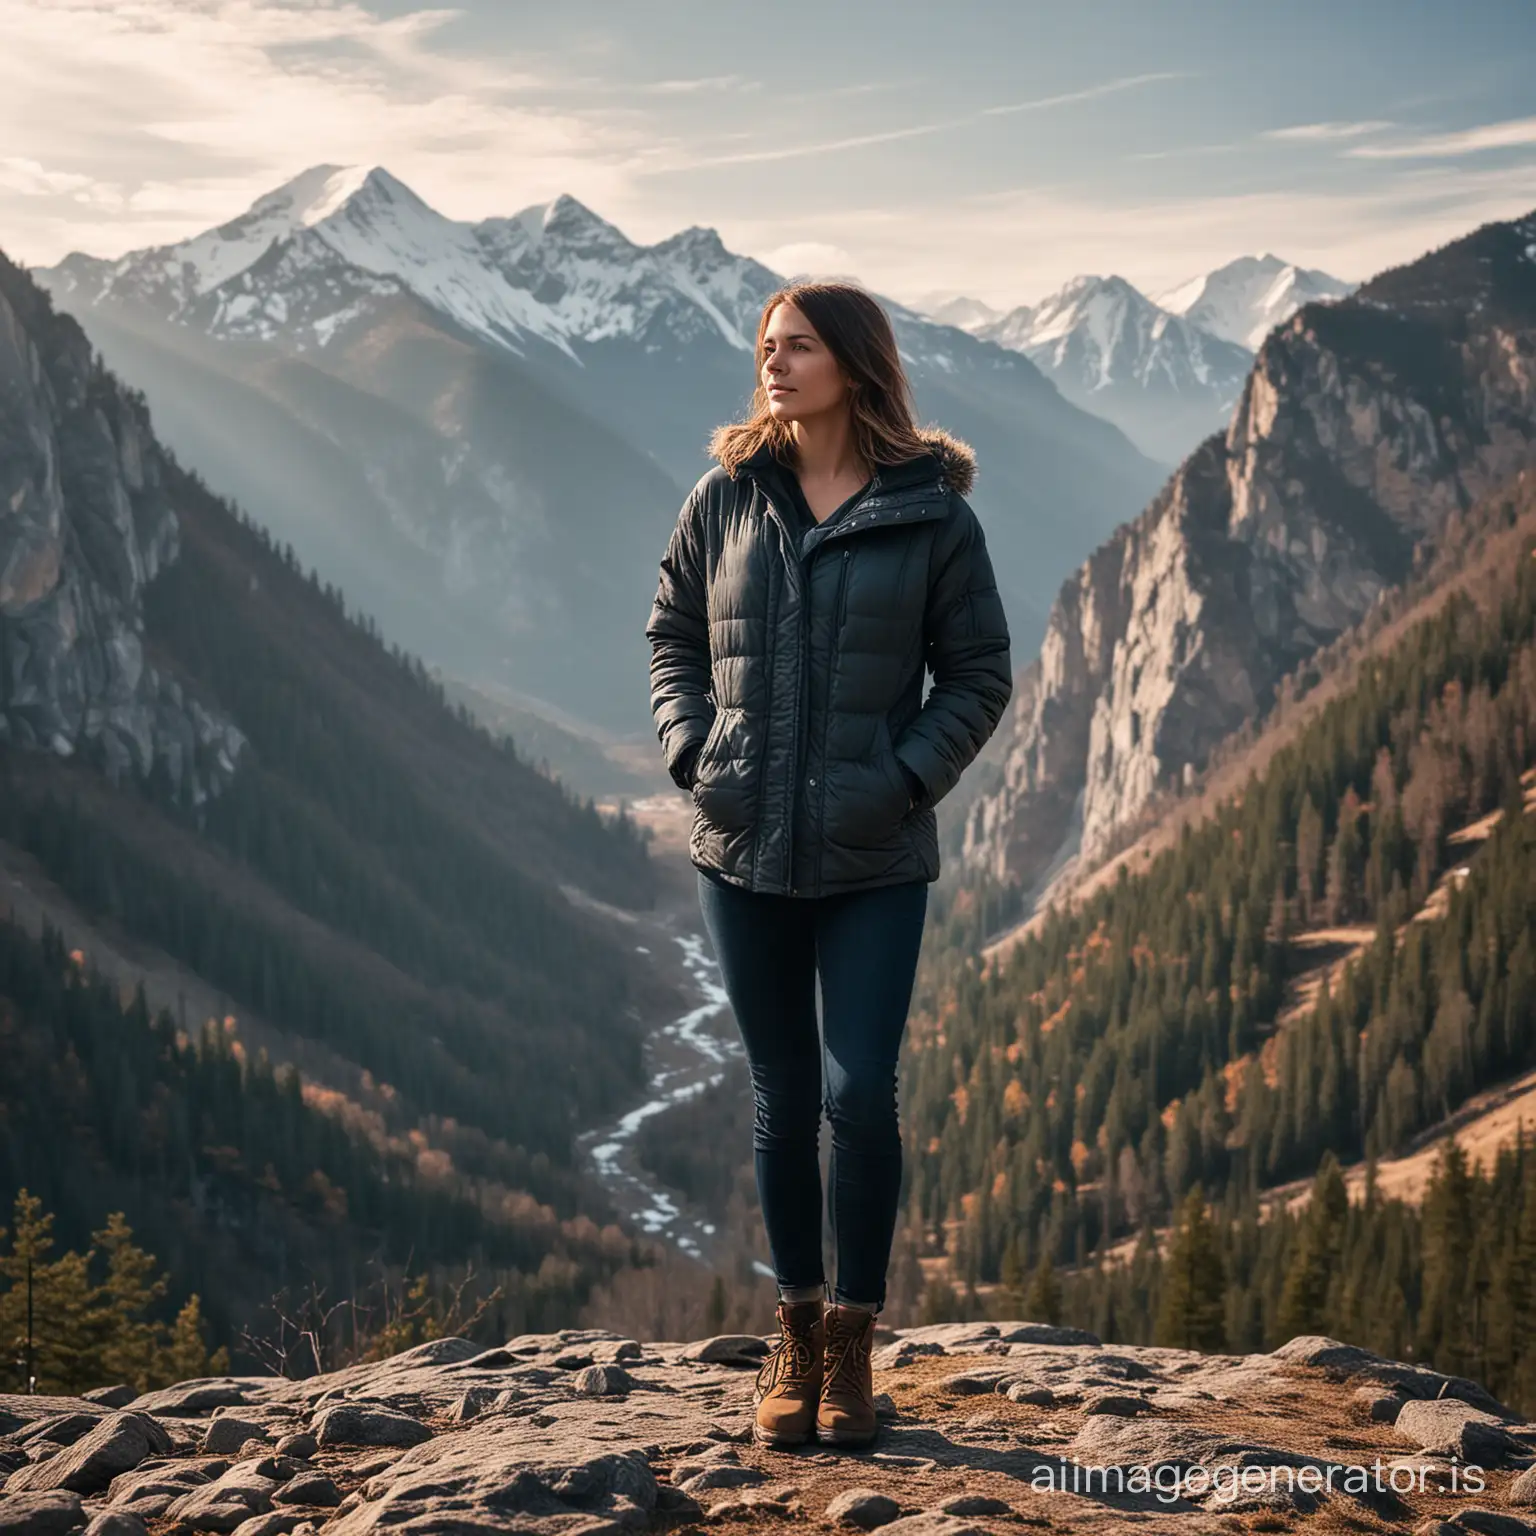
[
  {"xmin": 0, "ymin": 1190, "xmax": 105, "ymax": 1393},
  {"xmin": 1023, "ymin": 1255, "xmax": 1062, "ymax": 1325},
  {"xmin": 94, "ymin": 1212, "xmax": 170, "ymax": 1391},
  {"xmin": 163, "ymin": 1293, "xmax": 230, "ymax": 1382},
  {"xmin": 1276, "ymin": 1153, "xmax": 1349, "ymax": 1341},
  {"xmin": 1154, "ymin": 1185, "xmax": 1226, "ymax": 1352}
]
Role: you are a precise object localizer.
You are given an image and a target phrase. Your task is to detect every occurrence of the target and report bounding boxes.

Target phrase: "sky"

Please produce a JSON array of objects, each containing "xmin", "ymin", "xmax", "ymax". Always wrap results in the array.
[{"xmin": 2, "ymin": 0, "xmax": 1534, "ymax": 309}]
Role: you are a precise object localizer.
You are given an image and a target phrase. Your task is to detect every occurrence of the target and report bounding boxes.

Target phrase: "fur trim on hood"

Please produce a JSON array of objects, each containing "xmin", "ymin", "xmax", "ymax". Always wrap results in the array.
[{"xmin": 913, "ymin": 426, "xmax": 976, "ymax": 496}]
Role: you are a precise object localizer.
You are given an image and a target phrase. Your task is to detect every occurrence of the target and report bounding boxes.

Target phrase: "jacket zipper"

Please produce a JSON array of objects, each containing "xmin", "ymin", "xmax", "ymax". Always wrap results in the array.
[
  {"xmin": 814, "ymin": 546, "xmax": 852, "ymax": 892},
  {"xmin": 763, "ymin": 472, "xmax": 884, "ymax": 896}
]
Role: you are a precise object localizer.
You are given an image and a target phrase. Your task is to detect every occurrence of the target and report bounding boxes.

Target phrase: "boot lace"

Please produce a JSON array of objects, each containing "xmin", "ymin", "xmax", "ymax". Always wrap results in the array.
[
  {"xmin": 823, "ymin": 1307, "xmax": 873, "ymax": 1394},
  {"xmin": 756, "ymin": 1309, "xmax": 817, "ymax": 1396}
]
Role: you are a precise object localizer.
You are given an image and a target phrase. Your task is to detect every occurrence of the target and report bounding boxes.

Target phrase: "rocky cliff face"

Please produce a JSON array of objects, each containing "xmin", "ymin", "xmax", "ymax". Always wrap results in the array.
[
  {"xmin": 0, "ymin": 254, "xmax": 245, "ymax": 800},
  {"xmin": 967, "ymin": 207, "xmax": 1536, "ymax": 895},
  {"xmin": 4, "ymin": 1323, "xmax": 1535, "ymax": 1535}
]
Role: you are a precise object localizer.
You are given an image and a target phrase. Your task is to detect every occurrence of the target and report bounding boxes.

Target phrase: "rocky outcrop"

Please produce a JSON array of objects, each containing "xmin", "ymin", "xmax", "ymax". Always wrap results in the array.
[
  {"xmin": 5, "ymin": 1324, "xmax": 1536, "ymax": 1536},
  {"xmin": 966, "ymin": 206, "xmax": 1536, "ymax": 897},
  {"xmin": 0, "ymin": 252, "xmax": 244, "ymax": 798}
]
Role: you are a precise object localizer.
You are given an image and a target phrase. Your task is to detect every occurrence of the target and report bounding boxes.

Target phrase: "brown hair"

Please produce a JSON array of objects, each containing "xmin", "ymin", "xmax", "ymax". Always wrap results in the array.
[{"xmin": 708, "ymin": 281, "xmax": 939, "ymax": 477}]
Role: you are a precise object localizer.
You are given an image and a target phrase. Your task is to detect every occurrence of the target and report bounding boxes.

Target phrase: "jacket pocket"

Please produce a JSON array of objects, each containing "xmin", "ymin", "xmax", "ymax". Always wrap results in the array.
[
  {"xmin": 825, "ymin": 717, "xmax": 911, "ymax": 848},
  {"xmin": 691, "ymin": 708, "xmax": 753, "ymax": 834}
]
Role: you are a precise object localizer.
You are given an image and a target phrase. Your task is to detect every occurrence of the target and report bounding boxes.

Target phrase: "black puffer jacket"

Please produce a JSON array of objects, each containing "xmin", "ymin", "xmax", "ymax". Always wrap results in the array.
[{"xmin": 645, "ymin": 429, "xmax": 1012, "ymax": 897}]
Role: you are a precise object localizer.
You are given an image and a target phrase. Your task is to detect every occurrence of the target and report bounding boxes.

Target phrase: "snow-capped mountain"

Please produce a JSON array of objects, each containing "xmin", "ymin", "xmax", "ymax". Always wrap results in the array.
[
  {"xmin": 912, "ymin": 258, "xmax": 1352, "ymax": 463},
  {"xmin": 47, "ymin": 165, "xmax": 773, "ymax": 363},
  {"xmin": 982, "ymin": 274, "xmax": 1248, "ymax": 394},
  {"xmin": 959, "ymin": 275, "xmax": 1251, "ymax": 463},
  {"xmin": 1153, "ymin": 253, "xmax": 1353, "ymax": 350},
  {"xmin": 37, "ymin": 165, "xmax": 1164, "ymax": 734},
  {"xmin": 908, "ymin": 291, "xmax": 1002, "ymax": 334}
]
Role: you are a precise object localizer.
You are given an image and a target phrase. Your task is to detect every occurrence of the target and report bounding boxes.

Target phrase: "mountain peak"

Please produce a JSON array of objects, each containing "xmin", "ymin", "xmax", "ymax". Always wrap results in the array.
[
  {"xmin": 237, "ymin": 164, "xmax": 372, "ymax": 231},
  {"xmin": 1154, "ymin": 254, "xmax": 1352, "ymax": 349},
  {"xmin": 532, "ymin": 193, "xmax": 635, "ymax": 255}
]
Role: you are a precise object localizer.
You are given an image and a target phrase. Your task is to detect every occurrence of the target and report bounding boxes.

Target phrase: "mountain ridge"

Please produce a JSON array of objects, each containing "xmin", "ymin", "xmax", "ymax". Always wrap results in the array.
[
  {"xmin": 964, "ymin": 202, "xmax": 1536, "ymax": 902},
  {"xmin": 36, "ymin": 164, "xmax": 1164, "ymax": 739}
]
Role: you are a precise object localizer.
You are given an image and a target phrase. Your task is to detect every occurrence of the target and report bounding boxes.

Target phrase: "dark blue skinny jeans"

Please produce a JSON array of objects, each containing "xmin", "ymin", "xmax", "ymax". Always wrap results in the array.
[{"xmin": 695, "ymin": 868, "xmax": 929, "ymax": 1310}]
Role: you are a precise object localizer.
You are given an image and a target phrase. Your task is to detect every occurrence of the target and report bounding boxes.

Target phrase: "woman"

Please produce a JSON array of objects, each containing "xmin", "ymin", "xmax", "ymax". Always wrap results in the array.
[{"xmin": 644, "ymin": 281, "xmax": 1012, "ymax": 1448}]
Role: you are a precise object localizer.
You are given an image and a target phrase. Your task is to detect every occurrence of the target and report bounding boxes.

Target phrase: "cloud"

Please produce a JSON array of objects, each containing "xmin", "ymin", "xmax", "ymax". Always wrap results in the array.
[
  {"xmin": 1344, "ymin": 114, "xmax": 1536, "ymax": 159},
  {"xmin": 0, "ymin": 157, "xmax": 117, "ymax": 203},
  {"xmin": 1128, "ymin": 142, "xmax": 1241, "ymax": 162},
  {"xmin": 978, "ymin": 71, "xmax": 1191, "ymax": 118},
  {"xmin": 760, "ymin": 241, "xmax": 860, "ymax": 279},
  {"xmin": 0, "ymin": 0, "xmax": 649, "ymax": 262},
  {"xmin": 1264, "ymin": 120, "xmax": 1395, "ymax": 142},
  {"xmin": 644, "ymin": 74, "xmax": 757, "ymax": 94},
  {"xmin": 633, "ymin": 70, "xmax": 1190, "ymax": 173},
  {"xmin": 725, "ymin": 159, "xmax": 1536, "ymax": 311}
]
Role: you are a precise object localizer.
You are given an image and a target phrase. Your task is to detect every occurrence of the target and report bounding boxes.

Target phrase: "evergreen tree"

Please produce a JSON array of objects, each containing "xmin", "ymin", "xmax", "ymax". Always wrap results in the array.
[
  {"xmin": 1023, "ymin": 1255, "xmax": 1062, "ymax": 1325},
  {"xmin": 1154, "ymin": 1186, "xmax": 1226, "ymax": 1351},
  {"xmin": 1276, "ymin": 1153, "xmax": 1348, "ymax": 1340}
]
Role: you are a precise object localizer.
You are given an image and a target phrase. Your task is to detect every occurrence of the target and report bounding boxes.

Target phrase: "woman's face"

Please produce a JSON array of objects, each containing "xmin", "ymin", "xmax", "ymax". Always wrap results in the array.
[{"xmin": 760, "ymin": 302, "xmax": 854, "ymax": 425}]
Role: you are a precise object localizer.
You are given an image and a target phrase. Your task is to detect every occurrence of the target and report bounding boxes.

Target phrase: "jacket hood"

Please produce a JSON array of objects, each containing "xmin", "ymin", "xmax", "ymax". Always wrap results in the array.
[
  {"xmin": 734, "ymin": 426, "xmax": 977, "ymax": 498},
  {"xmin": 911, "ymin": 427, "xmax": 976, "ymax": 496}
]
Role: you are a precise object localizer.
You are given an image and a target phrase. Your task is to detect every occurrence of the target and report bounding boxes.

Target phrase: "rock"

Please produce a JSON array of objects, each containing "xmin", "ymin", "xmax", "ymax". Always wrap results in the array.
[
  {"xmin": 1005, "ymin": 1384, "xmax": 1054, "ymax": 1405},
  {"xmin": 309, "ymin": 1405, "xmax": 431, "ymax": 1450},
  {"xmin": 676, "ymin": 1464, "xmax": 768, "ymax": 1495},
  {"xmin": 959, "ymin": 1412, "xmax": 1008, "ymax": 1436},
  {"xmin": 78, "ymin": 1392, "xmax": 135, "ymax": 1412},
  {"xmin": 6, "ymin": 1414, "xmax": 173, "ymax": 1495},
  {"xmin": 1354, "ymin": 1384, "xmax": 1405, "ymax": 1422},
  {"xmin": 326, "ymin": 1429, "xmax": 657, "ymax": 1536},
  {"xmin": 81, "ymin": 1513, "xmax": 147, "ymax": 1536},
  {"xmin": 15, "ymin": 1418, "xmax": 97, "ymax": 1450},
  {"xmin": 1395, "ymin": 1400, "xmax": 1528, "ymax": 1464},
  {"xmin": 1448, "ymin": 1511, "xmax": 1536, "ymax": 1536},
  {"xmin": 872, "ymin": 1393, "xmax": 898, "ymax": 1422},
  {"xmin": 224, "ymin": 1516, "xmax": 307, "ymax": 1536},
  {"xmin": 1383, "ymin": 1454, "xmax": 1463, "ymax": 1491},
  {"xmin": 654, "ymin": 1485, "xmax": 703, "ymax": 1519},
  {"xmin": 269, "ymin": 1476, "xmax": 340, "ymax": 1508},
  {"xmin": 0, "ymin": 1491, "xmax": 86, "ymax": 1536},
  {"xmin": 100, "ymin": 1457, "xmax": 229, "ymax": 1519},
  {"xmin": 706, "ymin": 1483, "xmax": 802, "ymax": 1520},
  {"xmin": 971, "ymin": 236, "xmax": 1536, "ymax": 899},
  {"xmin": 124, "ymin": 1385, "xmax": 250, "ymax": 1418},
  {"xmin": 1082, "ymin": 1392, "xmax": 1153, "ymax": 1416},
  {"xmin": 937, "ymin": 1371, "xmax": 1004, "ymax": 1397},
  {"xmin": 269, "ymin": 1435, "xmax": 314, "ymax": 1461},
  {"xmin": 162, "ymin": 1463, "xmax": 280, "ymax": 1533},
  {"xmin": 445, "ymin": 1389, "xmax": 497, "ymax": 1423},
  {"xmin": 678, "ymin": 1336, "xmax": 770, "ymax": 1367},
  {"xmin": 0, "ymin": 274, "xmax": 248, "ymax": 801},
  {"xmin": 996, "ymin": 1323, "xmax": 1100, "ymax": 1346},
  {"xmin": 1272, "ymin": 1338, "xmax": 1513, "ymax": 1416},
  {"xmin": 244, "ymin": 1458, "xmax": 304, "ymax": 1485},
  {"xmin": 1084, "ymin": 1353, "xmax": 1154, "ymax": 1380},
  {"xmin": 198, "ymin": 1422, "xmax": 268, "ymax": 1456},
  {"xmin": 871, "ymin": 1342, "xmax": 945, "ymax": 1370},
  {"xmin": 876, "ymin": 1516, "xmax": 991, "ymax": 1536},
  {"xmin": 935, "ymin": 1495, "xmax": 1012, "ymax": 1516},
  {"xmin": 1510, "ymin": 1466, "xmax": 1536, "ymax": 1505},
  {"xmin": 571, "ymin": 1364, "xmax": 635, "ymax": 1397},
  {"xmin": 824, "ymin": 1488, "xmax": 901, "ymax": 1528}
]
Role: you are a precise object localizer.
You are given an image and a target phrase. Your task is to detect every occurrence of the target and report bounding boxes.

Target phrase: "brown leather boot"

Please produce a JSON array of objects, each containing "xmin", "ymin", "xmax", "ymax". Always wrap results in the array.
[
  {"xmin": 753, "ymin": 1297, "xmax": 825, "ymax": 1446},
  {"xmin": 816, "ymin": 1302, "xmax": 879, "ymax": 1446}
]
